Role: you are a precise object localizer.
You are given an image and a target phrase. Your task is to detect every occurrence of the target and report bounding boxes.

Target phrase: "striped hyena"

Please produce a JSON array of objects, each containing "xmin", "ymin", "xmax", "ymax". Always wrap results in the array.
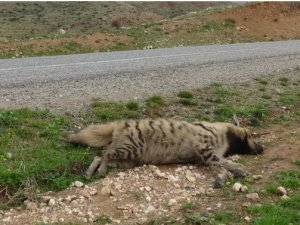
[{"xmin": 69, "ymin": 117, "xmax": 263, "ymax": 187}]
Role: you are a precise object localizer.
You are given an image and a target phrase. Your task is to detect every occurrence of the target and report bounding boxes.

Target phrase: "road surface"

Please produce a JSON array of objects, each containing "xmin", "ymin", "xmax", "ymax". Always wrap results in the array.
[{"xmin": 0, "ymin": 40, "xmax": 299, "ymax": 114}]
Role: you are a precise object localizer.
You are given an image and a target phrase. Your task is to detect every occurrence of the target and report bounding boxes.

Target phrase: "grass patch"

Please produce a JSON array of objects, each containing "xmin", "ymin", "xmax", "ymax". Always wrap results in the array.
[
  {"xmin": 178, "ymin": 91, "xmax": 194, "ymax": 99},
  {"xmin": 211, "ymin": 211, "xmax": 240, "ymax": 224},
  {"xmin": 180, "ymin": 201, "xmax": 195, "ymax": 212},
  {"xmin": 89, "ymin": 101, "xmax": 139, "ymax": 121},
  {"xmin": 278, "ymin": 92, "xmax": 300, "ymax": 106},
  {"xmin": 179, "ymin": 98, "xmax": 197, "ymax": 106},
  {"xmin": 254, "ymin": 77, "xmax": 268, "ymax": 85},
  {"xmin": 249, "ymin": 192, "xmax": 300, "ymax": 225},
  {"xmin": 145, "ymin": 95, "xmax": 165, "ymax": 117},
  {"xmin": 276, "ymin": 170, "xmax": 300, "ymax": 189},
  {"xmin": 95, "ymin": 215, "xmax": 112, "ymax": 224},
  {"xmin": 294, "ymin": 159, "xmax": 300, "ymax": 166},
  {"xmin": 184, "ymin": 213, "xmax": 208, "ymax": 224},
  {"xmin": 0, "ymin": 108, "xmax": 91, "ymax": 208}
]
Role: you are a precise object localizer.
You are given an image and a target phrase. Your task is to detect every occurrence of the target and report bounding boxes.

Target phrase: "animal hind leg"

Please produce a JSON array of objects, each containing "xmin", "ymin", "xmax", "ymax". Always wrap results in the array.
[
  {"xmin": 96, "ymin": 145, "xmax": 137, "ymax": 177},
  {"xmin": 85, "ymin": 156, "xmax": 102, "ymax": 179}
]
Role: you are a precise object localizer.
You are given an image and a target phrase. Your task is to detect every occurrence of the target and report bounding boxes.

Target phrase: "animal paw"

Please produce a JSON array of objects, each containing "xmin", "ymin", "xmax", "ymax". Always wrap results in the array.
[
  {"xmin": 232, "ymin": 168, "xmax": 246, "ymax": 178},
  {"xmin": 213, "ymin": 176, "xmax": 223, "ymax": 188}
]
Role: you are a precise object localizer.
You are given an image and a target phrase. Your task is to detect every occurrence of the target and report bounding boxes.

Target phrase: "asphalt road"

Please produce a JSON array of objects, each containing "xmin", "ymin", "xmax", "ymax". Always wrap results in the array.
[{"xmin": 0, "ymin": 40, "xmax": 300, "ymax": 113}]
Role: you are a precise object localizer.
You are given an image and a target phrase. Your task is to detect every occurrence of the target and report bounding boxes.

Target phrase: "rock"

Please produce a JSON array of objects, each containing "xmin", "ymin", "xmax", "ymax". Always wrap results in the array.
[
  {"xmin": 206, "ymin": 188, "xmax": 214, "ymax": 195},
  {"xmin": 252, "ymin": 175, "xmax": 263, "ymax": 180},
  {"xmin": 74, "ymin": 181, "xmax": 84, "ymax": 188},
  {"xmin": 145, "ymin": 196, "xmax": 151, "ymax": 202},
  {"xmin": 242, "ymin": 202, "xmax": 251, "ymax": 208},
  {"xmin": 58, "ymin": 28, "xmax": 66, "ymax": 34},
  {"xmin": 48, "ymin": 199, "xmax": 56, "ymax": 206},
  {"xmin": 80, "ymin": 189, "xmax": 90, "ymax": 198},
  {"xmin": 145, "ymin": 186, "xmax": 152, "ymax": 192},
  {"xmin": 281, "ymin": 194, "xmax": 290, "ymax": 200},
  {"xmin": 89, "ymin": 190, "xmax": 98, "ymax": 196},
  {"xmin": 232, "ymin": 182, "xmax": 242, "ymax": 192},
  {"xmin": 244, "ymin": 216, "xmax": 251, "ymax": 222},
  {"xmin": 144, "ymin": 205, "xmax": 155, "ymax": 214},
  {"xmin": 168, "ymin": 199, "xmax": 177, "ymax": 207},
  {"xmin": 167, "ymin": 175, "xmax": 179, "ymax": 182},
  {"xmin": 241, "ymin": 185, "xmax": 248, "ymax": 192},
  {"xmin": 25, "ymin": 201, "xmax": 38, "ymax": 210},
  {"xmin": 6, "ymin": 152, "xmax": 13, "ymax": 159},
  {"xmin": 118, "ymin": 172, "xmax": 126, "ymax": 179},
  {"xmin": 185, "ymin": 170, "xmax": 196, "ymax": 182},
  {"xmin": 246, "ymin": 193, "xmax": 259, "ymax": 201},
  {"xmin": 101, "ymin": 185, "xmax": 113, "ymax": 196},
  {"xmin": 276, "ymin": 186, "xmax": 287, "ymax": 196},
  {"xmin": 65, "ymin": 195, "xmax": 77, "ymax": 202},
  {"xmin": 41, "ymin": 195, "xmax": 51, "ymax": 202},
  {"xmin": 230, "ymin": 155, "xmax": 240, "ymax": 161}
]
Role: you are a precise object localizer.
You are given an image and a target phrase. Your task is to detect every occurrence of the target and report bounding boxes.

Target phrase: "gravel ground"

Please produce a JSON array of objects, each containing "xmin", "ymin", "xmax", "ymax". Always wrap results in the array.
[{"xmin": 1, "ymin": 53, "xmax": 299, "ymax": 115}]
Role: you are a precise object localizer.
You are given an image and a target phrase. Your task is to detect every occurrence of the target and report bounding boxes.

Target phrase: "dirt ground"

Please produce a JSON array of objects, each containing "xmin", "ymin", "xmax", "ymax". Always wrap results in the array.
[
  {"xmin": 1, "ymin": 2, "xmax": 300, "ymax": 57},
  {"xmin": 1, "ymin": 123, "xmax": 299, "ymax": 225}
]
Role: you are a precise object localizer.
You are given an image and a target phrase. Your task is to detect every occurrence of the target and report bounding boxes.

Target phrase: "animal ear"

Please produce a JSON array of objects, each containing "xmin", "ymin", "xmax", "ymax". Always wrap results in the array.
[{"xmin": 233, "ymin": 114, "xmax": 240, "ymax": 127}]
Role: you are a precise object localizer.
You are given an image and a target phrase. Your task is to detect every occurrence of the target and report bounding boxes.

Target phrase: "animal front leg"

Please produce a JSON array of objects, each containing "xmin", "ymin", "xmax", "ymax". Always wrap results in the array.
[
  {"xmin": 85, "ymin": 156, "xmax": 102, "ymax": 179},
  {"xmin": 211, "ymin": 158, "xmax": 246, "ymax": 179}
]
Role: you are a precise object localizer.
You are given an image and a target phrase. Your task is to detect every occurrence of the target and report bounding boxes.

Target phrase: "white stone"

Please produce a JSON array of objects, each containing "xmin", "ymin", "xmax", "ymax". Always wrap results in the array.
[
  {"xmin": 241, "ymin": 185, "xmax": 248, "ymax": 192},
  {"xmin": 25, "ymin": 201, "xmax": 38, "ymax": 210},
  {"xmin": 168, "ymin": 199, "xmax": 177, "ymax": 207},
  {"xmin": 185, "ymin": 170, "xmax": 196, "ymax": 182},
  {"xmin": 232, "ymin": 182, "xmax": 242, "ymax": 192},
  {"xmin": 276, "ymin": 186, "xmax": 287, "ymax": 196},
  {"xmin": 48, "ymin": 199, "xmax": 56, "ymax": 206},
  {"xmin": 145, "ymin": 205, "xmax": 155, "ymax": 214},
  {"xmin": 281, "ymin": 194, "xmax": 290, "ymax": 200},
  {"xmin": 146, "ymin": 196, "xmax": 151, "ymax": 202},
  {"xmin": 74, "ymin": 181, "xmax": 84, "ymax": 188},
  {"xmin": 89, "ymin": 190, "xmax": 98, "ymax": 196},
  {"xmin": 246, "ymin": 193, "xmax": 259, "ymax": 201},
  {"xmin": 145, "ymin": 186, "xmax": 152, "ymax": 192},
  {"xmin": 167, "ymin": 175, "xmax": 179, "ymax": 182},
  {"xmin": 244, "ymin": 216, "xmax": 251, "ymax": 222},
  {"xmin": 252, "ymin": 175, "xmax": 263, "ymax": 180}
]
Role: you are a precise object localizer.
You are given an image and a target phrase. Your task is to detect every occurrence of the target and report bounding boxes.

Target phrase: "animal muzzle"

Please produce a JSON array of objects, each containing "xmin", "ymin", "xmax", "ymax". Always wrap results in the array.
[{"xmin": 254, "ymin": 142, "xmax": 264, "ymax": 154}]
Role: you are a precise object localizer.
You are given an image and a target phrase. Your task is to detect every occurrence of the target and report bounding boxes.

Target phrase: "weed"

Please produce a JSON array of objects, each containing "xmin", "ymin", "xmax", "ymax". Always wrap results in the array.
[
  {"xmin": 294, "ymin": 159, "xmax": 300, "ymax": 166},
  {"xmin": 95, "ymin": 215, "xmax": 112, "ymax": 224},
  {"xmin": 254, "ymin": 77, "xmax": 268, "ymax": 85},
  {"xmin": 178, "ymin": 91, "xmax": 194, "ymax": 99},
  {"xmin": 212, "ymin": 211, "xmax": 240, "ymax": 224},
  {"xmin": 145, "ymin": 95, "xmax": 165, "ymax": 116},
  {"xmin": 184, "ymin": 213, "xmax": 208, "ymax": 224},
  {"xmin": 126, "ymin": 101, "xmax": 139, "ymax": 111},
  {"xmin": 181, "ymin": 201, "xmax": 195, "ymax": 212},
  {"xmin": 261, "ymin": 95, "xmax": 272, "ymax": 99},
  {"xmin": 278, "ymin": 93, "xmax": 299, "ymax": 105},
  {"xmin": 179, "ymin": 98, "xmax": 197, "ymax": 106}
]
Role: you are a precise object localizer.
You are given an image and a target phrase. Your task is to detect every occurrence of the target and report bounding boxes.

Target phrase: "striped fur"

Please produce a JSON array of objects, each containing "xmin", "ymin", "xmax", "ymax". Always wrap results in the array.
[{"xmin": 69, "ymin": 118, "xmax": 263, "ymax": 187}]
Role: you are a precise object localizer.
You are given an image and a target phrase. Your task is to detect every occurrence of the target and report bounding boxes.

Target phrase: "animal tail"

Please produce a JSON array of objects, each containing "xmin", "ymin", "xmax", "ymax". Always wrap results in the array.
[{"xmin": 68, "ymin": 122, "xmax": 117, "ymax": 147}]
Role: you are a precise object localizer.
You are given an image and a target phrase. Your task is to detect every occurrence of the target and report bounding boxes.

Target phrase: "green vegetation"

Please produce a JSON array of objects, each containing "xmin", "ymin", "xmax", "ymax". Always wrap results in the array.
[
  {"xmin": 179, "ymin": 98, "xmax": 197, "ymax": 106},
  {"xmin": 178, "ymin": 91, "xmax": 194, "ymax": 99},
  {"xmin": 0, "ymin": 109, "xmax": 91, "ymax": 208},
  {"xmin": 249, "ymin": 193, "xmax": 300, "ymax": 225},
  {"xmin": 95, "ymin": 215, "xmax": 112, "ymax": 224}
]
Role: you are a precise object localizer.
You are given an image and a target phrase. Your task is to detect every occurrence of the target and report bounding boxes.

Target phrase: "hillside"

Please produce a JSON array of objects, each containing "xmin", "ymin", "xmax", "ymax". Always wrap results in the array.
[{"xmin": 0, "ymin": 2, "xmax": 299, "ymax": 58}]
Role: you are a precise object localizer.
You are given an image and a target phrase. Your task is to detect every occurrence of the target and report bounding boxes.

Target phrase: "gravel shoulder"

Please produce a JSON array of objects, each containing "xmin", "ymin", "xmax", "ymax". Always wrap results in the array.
[{"xmin": 1, "ymin": 53, "xmax": 299, "ymax": 115}]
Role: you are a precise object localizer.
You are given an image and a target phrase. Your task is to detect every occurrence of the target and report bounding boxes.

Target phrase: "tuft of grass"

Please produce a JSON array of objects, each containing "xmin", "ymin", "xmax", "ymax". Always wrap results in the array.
[
  {"xmin": 145, "ymin": 95, "xmax": 165, "ymax": 116},
  {"xmin": 212, "ymin": 211, "xmax": 240, "ymax": 224},
  {"xmin": 278, "ymin": 93, "xmax": 300, "ymax": 106},
  {"xmin": 180, "ymin": 201, "xmax": 195, "ymax": 212},
  {"xmin": 95, "ymin": 215, "xmax": 112, "ymax": 224},
  {"xmin": 254, "ymin": 77, "xmax": 268, "ymax": 85},
  {"xmin": 184, "ymin": 213, "xmax": 208, "ymax": 224},
  {"xmin": 178, "ymin": 91, "xmax": 194, "ymax": 99},
  {"xmin": 90, "ymin": 101, "xmax": 139, "ymax": 121},
  {"xmin": 294, "ymin": 159, "xmax": 300, "ymax": 166},
  {"xmin": 126, "ymin": 101, "xmax": 139, "ymax": 111},
  {"xmin": 179, "ymin": 98, "xmax": 197, "ymax": 106}
]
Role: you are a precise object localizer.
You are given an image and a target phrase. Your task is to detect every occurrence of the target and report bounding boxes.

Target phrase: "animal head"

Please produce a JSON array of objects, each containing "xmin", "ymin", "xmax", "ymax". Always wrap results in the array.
[{"xmin": 224, "ymin": 116, "xmax": 264, "ymax": 157}]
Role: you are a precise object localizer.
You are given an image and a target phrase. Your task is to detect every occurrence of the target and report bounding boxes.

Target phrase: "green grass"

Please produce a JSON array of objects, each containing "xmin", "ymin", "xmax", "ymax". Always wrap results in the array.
[
  {"xmin": 294, "ymin": 159, "xmax": 300, "ymax": 166},
  {"xmin": 178, "ymin": 91, "xmax": 194, "ymax": 99},
  {"xmin": 89, "ymin": 101, "xmax": 139, "ymax": 122},
  {"xmin": 249, "ymin": 193, "xmax": 300, "ymax": 225},
  {"xmin": 179, "ymin": 98, "xmax": 197, "ymax": 106},
  {"xmin": 145, "ymin": 95, "xmax": 165, "ymax": 116},
  {"xmin": 254, "ymin": 77, "xmax": 268, "ymax": 85},
  {"xmin": 276, "ymin": 170, "xmax": 300, "ymax": 189},
  {"xmin": 211, "ymin": 211, "xmax": 241, "ymax": 224},
  {"xmin": 95, "ymin": 215, "xmax": 112, "ymax": 224},
  {"xmin": 0, "ymin": 109, "xmax": 92, "ymax": 208},
  {"xmin": 180, "ymin": 202, "xmax": 195, "ymax": 212}
]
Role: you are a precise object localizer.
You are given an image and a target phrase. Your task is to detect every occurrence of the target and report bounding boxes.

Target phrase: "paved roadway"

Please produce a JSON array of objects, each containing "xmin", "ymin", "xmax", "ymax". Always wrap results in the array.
[{"xmin": 0, "ymin": 40, "xmax": 299, "ymax": 113}]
